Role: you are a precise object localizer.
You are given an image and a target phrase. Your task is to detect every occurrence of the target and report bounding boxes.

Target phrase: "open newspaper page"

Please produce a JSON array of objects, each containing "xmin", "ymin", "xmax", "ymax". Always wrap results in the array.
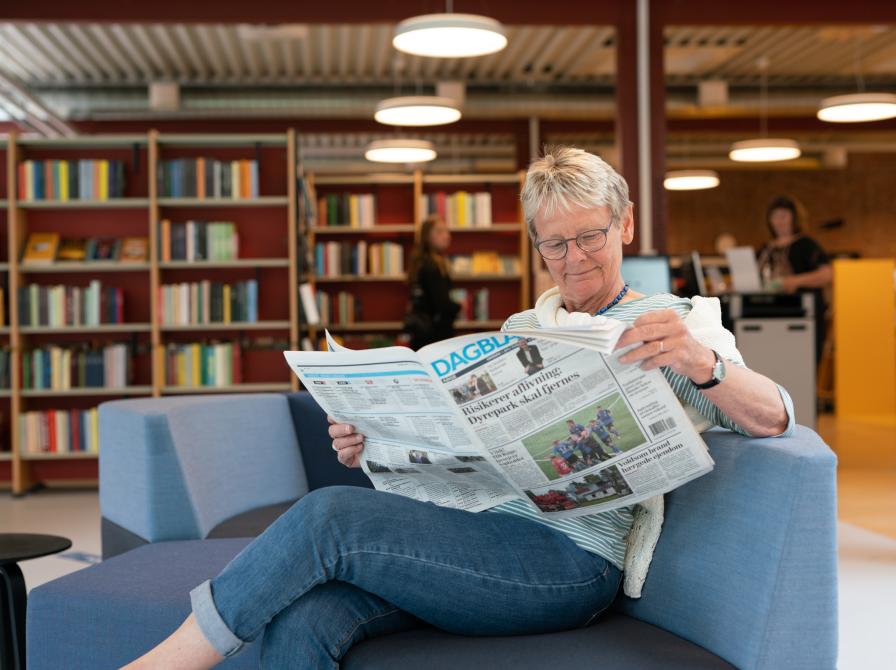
[
  {"xmin": 415, "ymin": 326, "xmax": 715, "ymax": 518},
  {"xmin": 283, "ymin": 345, "xmax": 520, "ymax": 513}
]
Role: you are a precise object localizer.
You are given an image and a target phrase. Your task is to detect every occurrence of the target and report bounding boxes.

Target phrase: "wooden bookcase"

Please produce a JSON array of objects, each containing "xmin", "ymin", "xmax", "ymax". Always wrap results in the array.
[
  {"xmin": 0, "ymin": 132, "xmax": 530, "ymax": 495},
  {"xmin": 2, "ymin": 131, "xmax": 300, "ymax": 494},
  {"xmin": 304, "ymin": 170, "xmax": 529, "ymax": 349}
]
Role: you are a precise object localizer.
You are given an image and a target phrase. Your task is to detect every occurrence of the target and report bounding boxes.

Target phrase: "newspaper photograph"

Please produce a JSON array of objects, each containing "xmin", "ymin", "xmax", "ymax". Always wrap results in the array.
[{"xmin": 284, "ymin": 322, "xmax": 714, "ymax": 519}]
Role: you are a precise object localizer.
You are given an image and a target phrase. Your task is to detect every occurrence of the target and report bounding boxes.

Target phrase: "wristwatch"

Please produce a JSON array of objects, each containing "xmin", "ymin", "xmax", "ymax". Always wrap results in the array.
[{"xmin": 691, "ymin": 349, "xmax": 726, "ymax": 390}]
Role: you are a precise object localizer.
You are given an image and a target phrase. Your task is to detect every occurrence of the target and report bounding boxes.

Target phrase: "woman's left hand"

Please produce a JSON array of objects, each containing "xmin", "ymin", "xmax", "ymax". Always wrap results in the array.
[{"xmin": 615, "ymin": 309, "xmax": 716, "ymax": 382}]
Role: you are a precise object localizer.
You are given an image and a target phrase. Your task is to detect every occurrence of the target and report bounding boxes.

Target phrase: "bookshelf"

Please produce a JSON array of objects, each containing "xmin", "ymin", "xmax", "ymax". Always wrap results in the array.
[
  {"xmin": 419, "ymin": 171, "xmax": 529, "ymax": 331},
  {"xmin": 2, "ymin": 131, "xmax": 301, "ymax": 494},
  {"xmin": 0, "ymin": 133, "xmax": 531, "ymax": 494},
  {"xmin": 303, "ymin": 170, "xmax": 529, "ymax": 348}
]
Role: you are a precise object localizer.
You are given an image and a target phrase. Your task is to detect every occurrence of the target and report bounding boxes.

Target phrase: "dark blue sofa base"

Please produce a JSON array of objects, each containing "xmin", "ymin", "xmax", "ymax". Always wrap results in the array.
[{"xmin": 28, "ymin": 538, "xmax": 731, "ymax": 670}]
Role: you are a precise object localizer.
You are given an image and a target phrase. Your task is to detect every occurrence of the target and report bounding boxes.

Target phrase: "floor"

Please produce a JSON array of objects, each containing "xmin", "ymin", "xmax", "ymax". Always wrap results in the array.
[{"xmin": 1, "ymin": 413, "xmax": 894, "ymax": 669}]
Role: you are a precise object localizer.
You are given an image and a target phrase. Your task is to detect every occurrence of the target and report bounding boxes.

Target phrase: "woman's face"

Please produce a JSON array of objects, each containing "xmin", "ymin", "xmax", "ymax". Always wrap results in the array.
[
  {"xmin": 428, "ymin": 221, "xmax": 451, "ymax": 253},
  {"xmin": 769, "ymin": 207, "xmax": 795, "ymax": 238},
  {"xmin": 533, "ymin": 203, "xmax": 633, "ymax": 313}
]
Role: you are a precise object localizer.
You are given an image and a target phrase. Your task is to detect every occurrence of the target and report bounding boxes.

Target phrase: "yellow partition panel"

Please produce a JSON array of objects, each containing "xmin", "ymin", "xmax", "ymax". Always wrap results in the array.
[{"xmin": 834, "ymin": 259, "xmax": 896, "ymax": 418}]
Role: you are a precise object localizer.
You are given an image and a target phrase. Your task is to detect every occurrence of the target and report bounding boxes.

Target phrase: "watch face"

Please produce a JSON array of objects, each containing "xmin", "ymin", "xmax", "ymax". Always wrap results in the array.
[{"xmin": 713, "ymin": 354, "xmax": 727, "ymax": 382}]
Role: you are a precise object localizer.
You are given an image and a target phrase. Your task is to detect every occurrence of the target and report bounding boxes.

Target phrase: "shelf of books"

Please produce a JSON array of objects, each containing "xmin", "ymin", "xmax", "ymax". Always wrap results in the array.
[
  {"xmin": 419, "ymin": 172, "xmax": 529, "ymax": 333},
  {"xmin": 1, "ymin": 130, "xmax": 302, "ymax": 494},
  {"xmin": 151, "ymin": 130, "xmax": 299, "ymax": 406},
  {"xmin": 299, "ymin": 171, "xmax": 530, "ymax": 350},
  {"xmin": 8, "ymin": 133, "xmax": 153, "ymax": 492},
  {"xmin": 302, "ymin": 172, "xmax": 419, "ymax": 350}
]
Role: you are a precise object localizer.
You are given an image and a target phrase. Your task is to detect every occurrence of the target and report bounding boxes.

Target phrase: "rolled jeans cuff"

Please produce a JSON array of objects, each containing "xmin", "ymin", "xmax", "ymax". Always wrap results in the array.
[{"xmin": 190, "ymin": 579, "xmax": 245, "ymax": 658}]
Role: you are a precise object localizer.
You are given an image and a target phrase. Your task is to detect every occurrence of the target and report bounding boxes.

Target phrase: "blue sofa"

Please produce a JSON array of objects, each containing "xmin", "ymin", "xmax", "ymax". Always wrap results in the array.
[{"xmin": 27, "ymin": 392, "xmax": 838, "ymax": 669}]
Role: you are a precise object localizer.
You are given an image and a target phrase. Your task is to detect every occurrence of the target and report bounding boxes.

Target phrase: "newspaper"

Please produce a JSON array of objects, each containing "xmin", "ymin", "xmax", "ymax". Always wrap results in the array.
[{"xmin": 283, "ymin": 321, "xmax": 714, "ymax": 519}]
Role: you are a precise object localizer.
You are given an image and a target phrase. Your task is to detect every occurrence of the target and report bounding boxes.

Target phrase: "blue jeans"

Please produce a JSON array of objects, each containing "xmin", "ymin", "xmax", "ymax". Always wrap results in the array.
[{"xmin": 190, "ymin": 486, "xmax": 622, "ymax": 669}]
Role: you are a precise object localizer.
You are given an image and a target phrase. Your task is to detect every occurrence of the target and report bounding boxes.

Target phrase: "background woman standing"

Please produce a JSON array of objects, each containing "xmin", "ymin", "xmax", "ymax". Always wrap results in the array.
[
  {"xmin": 757, "ymin": 195, "xmax": 832, "ymax": 363},
  {"xmin": 405, "ymin": 214, "xmax": 461, "ymax": 349}
]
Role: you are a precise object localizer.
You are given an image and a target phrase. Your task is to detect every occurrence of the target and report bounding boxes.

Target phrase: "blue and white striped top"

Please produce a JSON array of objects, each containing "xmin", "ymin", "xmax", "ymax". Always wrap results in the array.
[{"xmin": 485, "ymin": 293, "xmax": 795, "ymax": 569}]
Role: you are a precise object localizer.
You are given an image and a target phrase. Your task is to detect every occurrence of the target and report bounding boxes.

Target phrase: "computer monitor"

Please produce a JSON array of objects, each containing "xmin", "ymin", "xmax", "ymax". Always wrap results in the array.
[
  {"xmin": 621, "ymin": 255, "xmax": 672, "ymax": 295},
  {"xmin": 677, "ymin": 251, "xmax": 707, "ymax": 297}
]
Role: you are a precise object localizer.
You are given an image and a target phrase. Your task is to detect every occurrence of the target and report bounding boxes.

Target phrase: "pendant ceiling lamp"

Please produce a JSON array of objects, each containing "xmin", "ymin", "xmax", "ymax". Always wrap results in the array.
[
  {"xmin": 817, "ymin": 93, "xmax": 896, "ymax": 123},
  {"xmin": 728, "ymin": 138, "xmax": 801, "ymax": 162},
  {"xmin": 375, "ymin": 96, "xmax": 461, "ymax": 127},
  {"xmin": 393, "ymin": 1, "xmax": 507, "ymax": 59},
  {"xmin": 365, "ymin": 139, "xmax": 437, "ymax": 163},
  {"xmin": 729, "ymin": 57, "xmax": 801, "ymax": 163},
  {"xmin": 818, "ymin": 35, "xmax": 896, "ymax": 123},
  {"xmin": 663, "ymin": 170, "xmax": 720, "ymax": 191}
]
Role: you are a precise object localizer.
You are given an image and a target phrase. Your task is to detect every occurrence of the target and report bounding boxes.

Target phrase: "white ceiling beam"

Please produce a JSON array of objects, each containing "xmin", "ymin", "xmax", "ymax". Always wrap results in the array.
[
  {"xmin": 236, "ymin": 29, "xmax": 262, "ymax": 80},
  {"xmin": 337, "ymin": 25, "xmax": 350, "ymax": 79},
  {"xmin": 173, "ymin": 25, "xmax": 209, "ymax": 81},
  {"xmin": 549, "ymin": 28, "xmax": 600, "ymax": 79},
  {"xmin": 22, "ymin": 23, "xmax": 84, "ymax": 81},
  {"xmin": 65, "ymin": 24, "xmax": 119, "ymax": 80},
  {"xmin": 372, "ymin": 26, "xmax": 390, "ymax": 81},
  {"xmin": 214, "ymin": 26, "xmax": 243, "ymax": 81},
  {"xmin": 299, "ymin": 25, "xmax": 314, "ymax": 79},
  {"xmin": 0, "ymin": 25, "xmax": 62, "ymax": 81},
  {"xmin": 196, "ymin": 26, "xmax": 228, "ymax": 81},
  {"xmin": 318, "ymin": 25, "xmax": 332, "ymax": 78},
  {"xmin": 110, "ymin": 24, "xmax": 157, "ymax": 81},
  {"xmin": 151, "ymin": 25, "xmax": 191, "ymax": 81},
  {"xmin": 258, "ymin": 34, "xmax": 280, "ymax": 80},
  {"xmin": 87, "ymin": 23, "xmax": 139, "ymax": 82},
  {"xmin": 354, "ymin": 25, "xmax": 370, "ymax": 82},
  {"xmin": 131, "ymin": 24, "xmax": 174, "ymax": 80},
  {"xmin": 46, "ymin": 24, "xmax": 104, "ymax": 82},
  {"xmin": 281, "ymin": 39, "xmax": 297, "ymax": 80},
  {"xmin": 0, "ymin": 41, "xmax": 40, "ymax": 81}
]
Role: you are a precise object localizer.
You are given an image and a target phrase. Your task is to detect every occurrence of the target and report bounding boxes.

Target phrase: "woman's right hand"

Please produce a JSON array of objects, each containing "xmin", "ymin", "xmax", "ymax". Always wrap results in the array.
[{"xmin": 327, "ymin": 416, "xmax": 365, "ymax": 468}]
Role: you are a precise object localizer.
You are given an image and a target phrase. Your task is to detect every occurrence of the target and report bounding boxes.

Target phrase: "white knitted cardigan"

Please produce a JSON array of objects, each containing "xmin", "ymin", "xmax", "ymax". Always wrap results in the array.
[{"xmin": 532, "ymin": 287, "xmax": 741, "ymax": 598}]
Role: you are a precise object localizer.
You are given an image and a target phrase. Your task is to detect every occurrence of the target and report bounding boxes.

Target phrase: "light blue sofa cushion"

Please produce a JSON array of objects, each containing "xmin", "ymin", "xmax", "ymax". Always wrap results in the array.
[
  {"xmin": 100, "ymin": 394, "xmax": 309, "ymax": 542},
  {"xmin": 617, "ymin": 426, "xmax": 838, "ymax": 670},
  {"xmin": 163, "ymin": 393, "xmax": 309, "ymax": 538},
  {"xmin": 100, "ymin": 396, "xmax": 203, "ymax": 542}
]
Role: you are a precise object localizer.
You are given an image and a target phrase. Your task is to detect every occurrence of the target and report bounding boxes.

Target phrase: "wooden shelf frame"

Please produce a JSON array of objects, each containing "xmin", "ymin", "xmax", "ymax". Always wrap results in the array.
[
  {"xmin": 0, "ymin": 134, "xmax": 530, "ymax": 493},
  {"xmin": 3, "ymin": 130, "xmax": 301, "ymax": 492}
]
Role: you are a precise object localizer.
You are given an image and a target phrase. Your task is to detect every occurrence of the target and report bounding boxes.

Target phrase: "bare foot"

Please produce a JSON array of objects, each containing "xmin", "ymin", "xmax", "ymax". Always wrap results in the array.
[{"xmin": 120, "ymin": 613, "xmax": 224, "ymax": 670}]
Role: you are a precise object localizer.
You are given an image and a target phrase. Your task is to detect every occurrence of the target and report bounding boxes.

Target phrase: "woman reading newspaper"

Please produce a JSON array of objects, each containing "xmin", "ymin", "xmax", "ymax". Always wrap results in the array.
[{"xmin": 124, "ymin": 147, "xmax": 794, "ymax": 670}]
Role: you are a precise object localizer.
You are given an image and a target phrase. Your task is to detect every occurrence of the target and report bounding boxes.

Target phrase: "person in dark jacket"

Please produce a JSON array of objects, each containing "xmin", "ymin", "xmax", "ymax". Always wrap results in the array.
[
  {"xmin": 757, "ymin": 196, "xmax": 832, "ymax": 363},
  {"xmin": 406, "ymin": 214, "xmax": 461, "ymax": 349}
]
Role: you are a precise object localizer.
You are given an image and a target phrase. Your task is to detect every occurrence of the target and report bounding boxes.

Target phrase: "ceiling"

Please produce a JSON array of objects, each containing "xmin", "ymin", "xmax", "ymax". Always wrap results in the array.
[{"xmin": 1, "ymin": 21, "xmax": 894, "ymax": 169}]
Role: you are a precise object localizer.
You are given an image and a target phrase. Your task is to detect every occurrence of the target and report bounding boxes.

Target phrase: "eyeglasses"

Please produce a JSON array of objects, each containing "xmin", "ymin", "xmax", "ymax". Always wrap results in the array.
[{"xmin": 534, "ymin": 227, "xmax": 610, "ymax": 260}]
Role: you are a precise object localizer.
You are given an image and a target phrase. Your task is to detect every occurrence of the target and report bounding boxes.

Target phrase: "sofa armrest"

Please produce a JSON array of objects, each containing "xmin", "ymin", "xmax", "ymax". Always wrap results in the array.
[
  {"xmin": 99, "ymin": 394, "xmax": 308, "ymax": 545},
  {"xmin": 616, "ymin": 426, "xmax": 838, "ymax": 670}
]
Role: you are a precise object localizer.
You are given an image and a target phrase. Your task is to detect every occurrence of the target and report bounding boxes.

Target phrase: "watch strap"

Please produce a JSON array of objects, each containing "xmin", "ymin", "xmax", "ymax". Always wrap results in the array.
[{"xmin": 691, "ymin": 350, "xmax": 723, "ymax": 390}]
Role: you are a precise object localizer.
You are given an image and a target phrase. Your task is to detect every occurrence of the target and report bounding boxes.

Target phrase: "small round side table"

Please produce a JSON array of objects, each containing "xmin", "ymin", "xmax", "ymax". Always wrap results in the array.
[{"xmin": 0, "ymin": 534, "xmax": 72, "ymax": 670}]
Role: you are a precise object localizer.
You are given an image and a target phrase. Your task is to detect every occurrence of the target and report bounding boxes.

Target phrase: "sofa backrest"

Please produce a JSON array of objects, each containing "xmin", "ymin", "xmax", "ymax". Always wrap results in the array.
[
  {"xmin": 615, "ymin": 426, "xmax": 838, "ymax": 670},
  {"xmin": 100, "ymin": 394, "xmax": 309, "ymax": 541},
  {"xmin": 286, "ymin": 392, "xmax": 375, "ymax": 491}
]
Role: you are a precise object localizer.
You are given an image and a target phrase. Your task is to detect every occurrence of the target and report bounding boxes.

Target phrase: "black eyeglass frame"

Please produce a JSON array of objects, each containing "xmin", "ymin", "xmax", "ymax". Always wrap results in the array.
[{"xmin": 534, "ymin": 226, "xmax": 612, "ymax": 260}]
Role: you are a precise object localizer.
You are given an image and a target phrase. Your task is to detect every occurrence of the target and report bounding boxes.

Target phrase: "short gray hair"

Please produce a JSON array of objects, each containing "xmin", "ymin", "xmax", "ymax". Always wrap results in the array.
[{"xmin": 521, "ymin": 146, "xmax": 631, "ymax": 240}]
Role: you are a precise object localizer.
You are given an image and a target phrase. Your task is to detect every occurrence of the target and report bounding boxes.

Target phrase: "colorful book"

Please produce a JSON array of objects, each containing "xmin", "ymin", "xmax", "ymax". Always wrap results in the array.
[
  {"xmin": 22, "ymin": 232, "xmax": 61, "ymax": 264},
  {"xmin": 119, "ymin": 237, "xmax": 148, "ymax": 263}
]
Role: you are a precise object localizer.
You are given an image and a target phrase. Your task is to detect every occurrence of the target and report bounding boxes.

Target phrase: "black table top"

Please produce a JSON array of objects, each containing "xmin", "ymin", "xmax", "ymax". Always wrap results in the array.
[{"xmin": 0, "ymin": 533, "xmax": 73, "ymax": 564}]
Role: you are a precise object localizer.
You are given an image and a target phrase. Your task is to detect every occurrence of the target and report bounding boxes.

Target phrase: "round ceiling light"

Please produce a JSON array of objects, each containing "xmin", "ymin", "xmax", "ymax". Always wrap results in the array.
[
  {"xmin": 365, "ymin": 139, "xmax": 437, "ymax": 164},
  {"xmin": 393, "ymin": 13, "xmax": 508, "ymax": 58},
  {"xmin": 374, "ymin": 96, "xmax": 461, "ymax": 127},
  {"xmin": 728, "ymin": 138, "xmax": 801, "ymax": 163},
  {"xmin": 664, "ymin": 170, "xmax": 720, "ymax": 191},
  {"xmin": 817, "ymin": 92, "xmax": 896, "ymax": 123}
]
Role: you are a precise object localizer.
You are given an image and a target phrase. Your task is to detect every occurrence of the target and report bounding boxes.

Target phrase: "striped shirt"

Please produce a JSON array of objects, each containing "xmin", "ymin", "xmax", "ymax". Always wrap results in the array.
[{"xmin": 485, "ymin": 293, "xmax": 795, "ymax": 569}]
